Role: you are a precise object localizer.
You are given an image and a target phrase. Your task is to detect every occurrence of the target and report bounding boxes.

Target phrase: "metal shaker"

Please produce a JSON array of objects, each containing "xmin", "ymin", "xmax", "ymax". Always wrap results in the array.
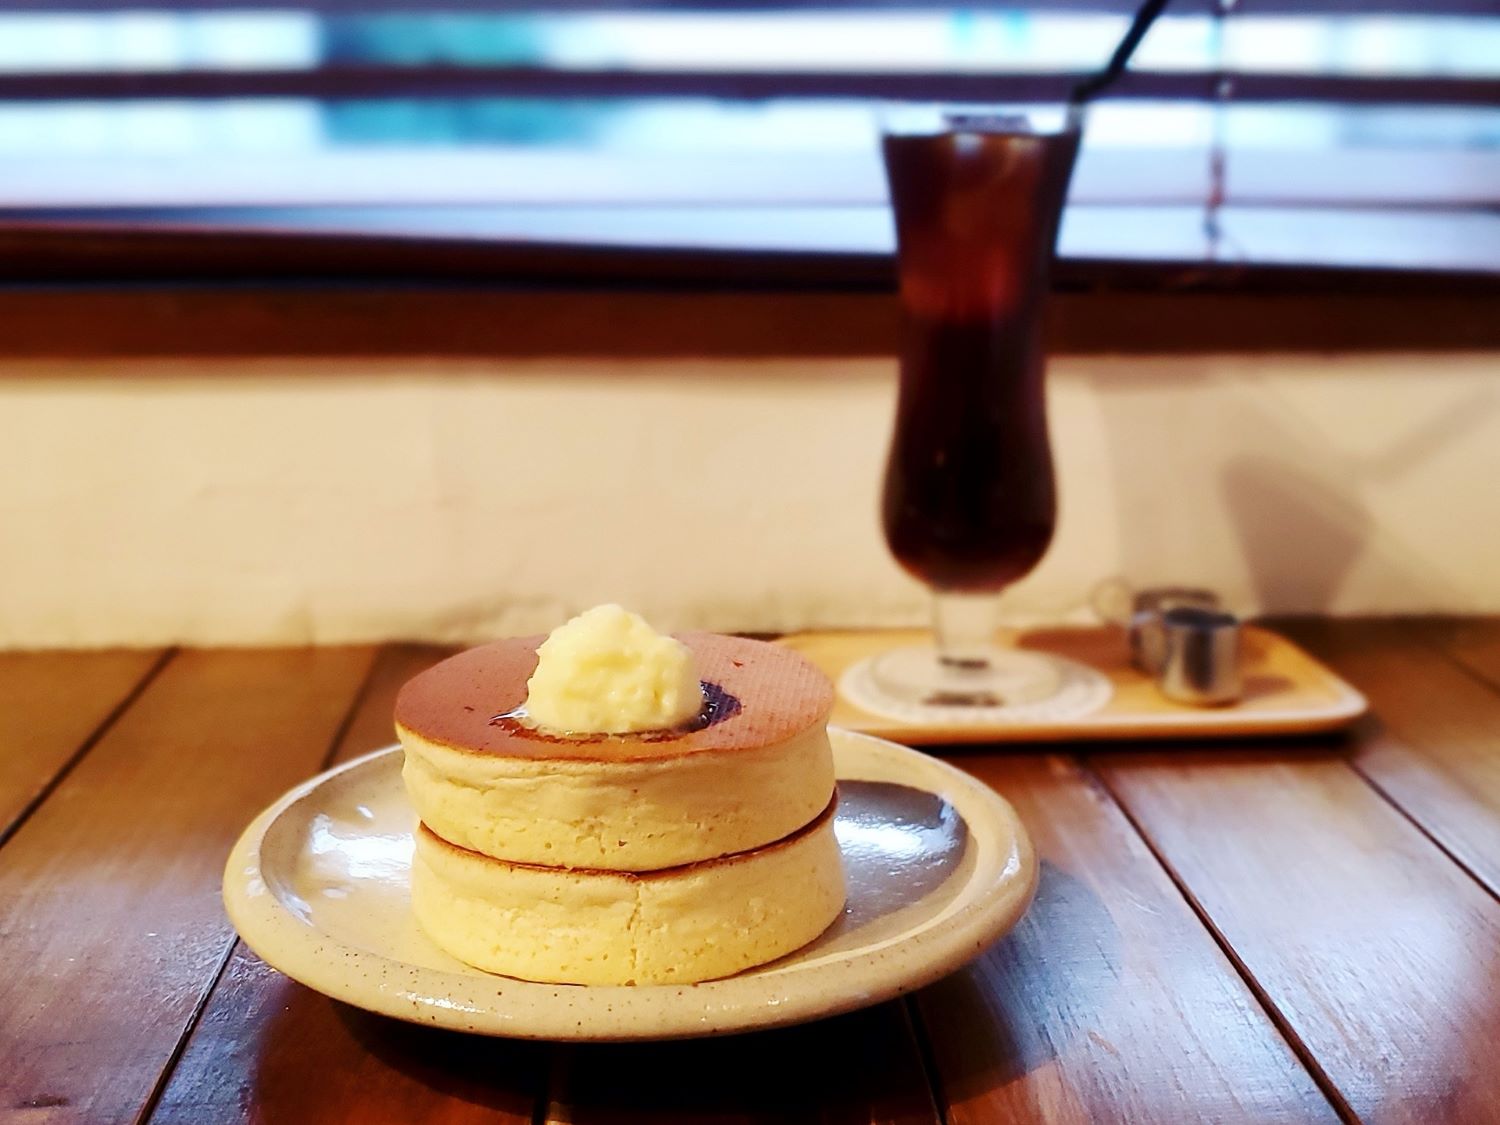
[
  {"xmin": 1157, "ymin": 606, "xmax": 1243, "ymax": 706},
  {"xmin": 1129, "ymin": 587, "xmax": 1221, "ymax": 675}
]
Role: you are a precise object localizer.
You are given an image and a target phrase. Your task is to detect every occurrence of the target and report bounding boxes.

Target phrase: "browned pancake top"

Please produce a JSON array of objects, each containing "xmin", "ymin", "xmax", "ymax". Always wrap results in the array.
[{"xmin": 395, "ymin": 633, "xmax": 833, "ymax": 762}]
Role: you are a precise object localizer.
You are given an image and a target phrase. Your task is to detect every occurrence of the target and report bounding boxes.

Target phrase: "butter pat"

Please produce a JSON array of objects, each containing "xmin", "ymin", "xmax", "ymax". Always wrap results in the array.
[{"xmin": 524, "ymin": 604, "xmax": 702, "ymax": 734}]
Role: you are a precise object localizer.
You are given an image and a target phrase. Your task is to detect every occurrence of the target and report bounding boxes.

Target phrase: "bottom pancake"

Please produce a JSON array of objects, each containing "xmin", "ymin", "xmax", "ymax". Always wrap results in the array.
[{"xmin": 411, "ymin": 798, "xmax": 846, "ymax": 986}]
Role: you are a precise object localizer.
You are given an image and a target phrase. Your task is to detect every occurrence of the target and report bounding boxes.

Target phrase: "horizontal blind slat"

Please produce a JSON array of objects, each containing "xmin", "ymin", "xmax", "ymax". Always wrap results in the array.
[
  {"xmin": 0, "ymin": 68, "xmax": 1493, "ymax": 106},
  {"xmin": 0, "ymin": 1, "xmax": 1492, "ymax": 14}
]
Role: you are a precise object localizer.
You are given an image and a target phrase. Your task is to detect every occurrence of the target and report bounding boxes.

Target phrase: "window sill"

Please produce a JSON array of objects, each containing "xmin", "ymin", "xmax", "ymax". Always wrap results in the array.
[{"xmin": 2, "ymin": 206, "xmax": 1496, "ymax": 358}]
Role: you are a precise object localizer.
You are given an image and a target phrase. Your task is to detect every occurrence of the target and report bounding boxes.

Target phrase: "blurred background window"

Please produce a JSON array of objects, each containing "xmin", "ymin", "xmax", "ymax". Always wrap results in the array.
[{"xmin": 0, "ymin": 2, "xmax": 1495, "ymax": 274}]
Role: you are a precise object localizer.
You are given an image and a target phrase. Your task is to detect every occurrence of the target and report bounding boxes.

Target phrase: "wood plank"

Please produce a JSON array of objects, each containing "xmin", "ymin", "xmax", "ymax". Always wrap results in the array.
[
  {"xmin": 1279, "ymin": 618, "xmax": 1500, "ymax": 895},
  {"xmin": 1413, "ymin": 616, "xmax": 1500, "ymax": 693},
  {"xmin": 544, "ymin": 1001, "xmax": 938, "ymax": 1125},
  {"xmin": 149, "ymin": 946, "xmax": 542, "ymax": 1125},
  {"xmin": 0, "ymin": 646, "xmax": 375, "ymax": 1124},
  {"xmin": 330, "ymin": 643, "xmax": 456, "ymax": 767},
  {"xmin": 0, "ymin": 647, "xmax": 166, "ymax": 840},
  {"xmin": 912, "ymin": 754, "xmax": 1335, "ymax": 1124},
  {"xmin": 1095, "ymin": 744, "xmax": 1500, "ymax": 1123},
  {"xmin": 148, "ymin": 644, "xmax": 547, "ymax": 1125}
]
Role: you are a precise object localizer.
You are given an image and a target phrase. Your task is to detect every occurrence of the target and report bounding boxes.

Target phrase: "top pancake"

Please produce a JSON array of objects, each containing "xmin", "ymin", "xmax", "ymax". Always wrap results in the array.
[{"xmin": 394, "ymin": 633, "xmax": 833, "ymax": 762}]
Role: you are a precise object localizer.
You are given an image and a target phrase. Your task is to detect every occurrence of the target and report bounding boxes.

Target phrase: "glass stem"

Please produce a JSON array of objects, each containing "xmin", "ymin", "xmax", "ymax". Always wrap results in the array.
[{"xmin": 932, "ymin": 592, "xmax": 1000, "ymax": 669}]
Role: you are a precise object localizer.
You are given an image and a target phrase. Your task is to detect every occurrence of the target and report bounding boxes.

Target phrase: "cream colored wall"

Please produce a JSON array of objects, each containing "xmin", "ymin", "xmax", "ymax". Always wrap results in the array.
[{"xmin": 3, "ymin": 352, "xmax": 1496, "ymax": 648}]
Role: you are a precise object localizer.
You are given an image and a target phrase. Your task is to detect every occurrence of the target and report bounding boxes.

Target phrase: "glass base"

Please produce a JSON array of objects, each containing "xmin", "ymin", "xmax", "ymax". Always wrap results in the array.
[{"xmin": 868, "ymin": 645, "xmax": 1064, "ymax": 709}]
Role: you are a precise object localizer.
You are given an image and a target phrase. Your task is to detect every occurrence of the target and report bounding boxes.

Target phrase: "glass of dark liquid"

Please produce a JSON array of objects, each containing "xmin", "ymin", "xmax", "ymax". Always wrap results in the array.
[{"xmin": 869, "ymin": 105, "xmax": 1082, "ymax": 711}]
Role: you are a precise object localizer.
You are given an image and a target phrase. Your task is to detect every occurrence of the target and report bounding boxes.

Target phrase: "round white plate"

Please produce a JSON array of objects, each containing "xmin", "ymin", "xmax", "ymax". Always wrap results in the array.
[{"xmin": 223, "ymin": 727, "xmax": 1036, "ymax": 1041}]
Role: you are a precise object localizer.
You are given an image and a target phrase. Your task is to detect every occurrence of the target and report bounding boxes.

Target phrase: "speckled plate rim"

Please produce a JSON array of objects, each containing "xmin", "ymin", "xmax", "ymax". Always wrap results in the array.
[{"xmin": 223, "ymin": 728, "xmax": 1036, "ymax": 1041}]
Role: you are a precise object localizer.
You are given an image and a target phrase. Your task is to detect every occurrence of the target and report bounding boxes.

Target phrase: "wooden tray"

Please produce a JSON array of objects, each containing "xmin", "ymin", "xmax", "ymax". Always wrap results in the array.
[{"xmin": 779, "ymin": 625, "xmax": 1367, "ymax": 744}]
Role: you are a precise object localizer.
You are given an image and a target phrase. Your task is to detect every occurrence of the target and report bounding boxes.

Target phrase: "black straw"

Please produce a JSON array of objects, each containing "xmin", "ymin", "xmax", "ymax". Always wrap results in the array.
[{"xmin": 1069, "ymin": 0, "xmax": 1173, "ymax": 108}]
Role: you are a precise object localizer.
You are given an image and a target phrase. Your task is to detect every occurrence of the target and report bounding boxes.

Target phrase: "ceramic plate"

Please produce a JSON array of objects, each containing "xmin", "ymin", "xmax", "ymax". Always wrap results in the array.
[{"xmin": 223, "ymin": 728, "xmax": 1036, "ymax": 1041}]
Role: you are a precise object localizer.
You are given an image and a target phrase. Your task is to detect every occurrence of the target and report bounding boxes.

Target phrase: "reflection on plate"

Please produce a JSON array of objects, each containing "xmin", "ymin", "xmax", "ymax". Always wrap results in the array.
[{"xmin": 224, "ymin": 728, "xmax": 1035, "ymax": 1041}]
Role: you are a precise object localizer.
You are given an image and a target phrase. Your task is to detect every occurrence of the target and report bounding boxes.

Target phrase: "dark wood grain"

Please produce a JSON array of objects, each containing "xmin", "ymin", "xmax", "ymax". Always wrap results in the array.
[
  {"xmin": 1095, "ymin": 745, "xmax": 1500, "ymax": 1123},
  {"xmin": 0, "ymin": 646, "xmax": 375, "ymax": 1124},
  {"xmin": 1280, "ymin": 617, "xmax": 1500, "ymax": 895},
  {"xmin": 1414, "ymin": 617, "xmax": 1500, "ymax": 693},
  {"xmin": 150, "ymin": 946, "xmax": 543, "ymax": 1125},
  {"xmin": 331, "ymin": 643, "xmax": 456, "ymax": 766},
  {"xmin": 146, "ymin": 644, "xmax": 547, "ymax": 1125},
  {"xmin": 544, "ymin": 1001, "xmax": 938, "ymax": 1125},
  {"xmin": 9, "ymin": 623, "xmax": 1500, "ymax": 1123},
  {"xmin": 0, "ymin": 647, "xmax": 166, "ymax": 841},
  {"xmin": 912, "ymin": 754, "xmax": 1335, "ymax": 1124}
]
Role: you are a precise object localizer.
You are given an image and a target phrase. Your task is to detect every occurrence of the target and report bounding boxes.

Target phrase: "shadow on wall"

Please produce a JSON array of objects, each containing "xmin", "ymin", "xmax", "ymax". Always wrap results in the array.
[
  {"xmin": 1091, "ymin": 361, "xmax": 1496, "ymax": 614},
  {"xmin": 1220, "ymin": 456, "xmax": 1372, "ymax": 612}
]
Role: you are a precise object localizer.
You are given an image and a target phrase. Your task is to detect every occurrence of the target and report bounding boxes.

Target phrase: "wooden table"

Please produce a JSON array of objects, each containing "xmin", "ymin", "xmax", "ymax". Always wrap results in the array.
[{"xmin": 4, "ymin": 619, "xmax": 1499, "ymax": 1124}]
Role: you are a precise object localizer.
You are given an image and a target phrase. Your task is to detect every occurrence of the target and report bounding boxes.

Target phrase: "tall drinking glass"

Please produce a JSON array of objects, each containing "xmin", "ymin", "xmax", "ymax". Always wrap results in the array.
[{"xmin": 870, "ymin": 105, "xmax": 1082, "ymax": 710}]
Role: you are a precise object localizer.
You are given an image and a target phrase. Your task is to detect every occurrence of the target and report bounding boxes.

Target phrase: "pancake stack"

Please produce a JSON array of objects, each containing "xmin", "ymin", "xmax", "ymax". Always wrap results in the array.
[{"xmin": 395, "ymin": 632, "xmax": 846, "ymax": 985}]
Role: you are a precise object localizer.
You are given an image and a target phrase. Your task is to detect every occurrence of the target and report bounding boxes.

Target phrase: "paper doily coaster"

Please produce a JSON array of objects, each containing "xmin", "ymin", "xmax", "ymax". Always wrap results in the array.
[{"xmin": 840, "ymin": 651, "xmax": 1114, "ymax": 728}]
